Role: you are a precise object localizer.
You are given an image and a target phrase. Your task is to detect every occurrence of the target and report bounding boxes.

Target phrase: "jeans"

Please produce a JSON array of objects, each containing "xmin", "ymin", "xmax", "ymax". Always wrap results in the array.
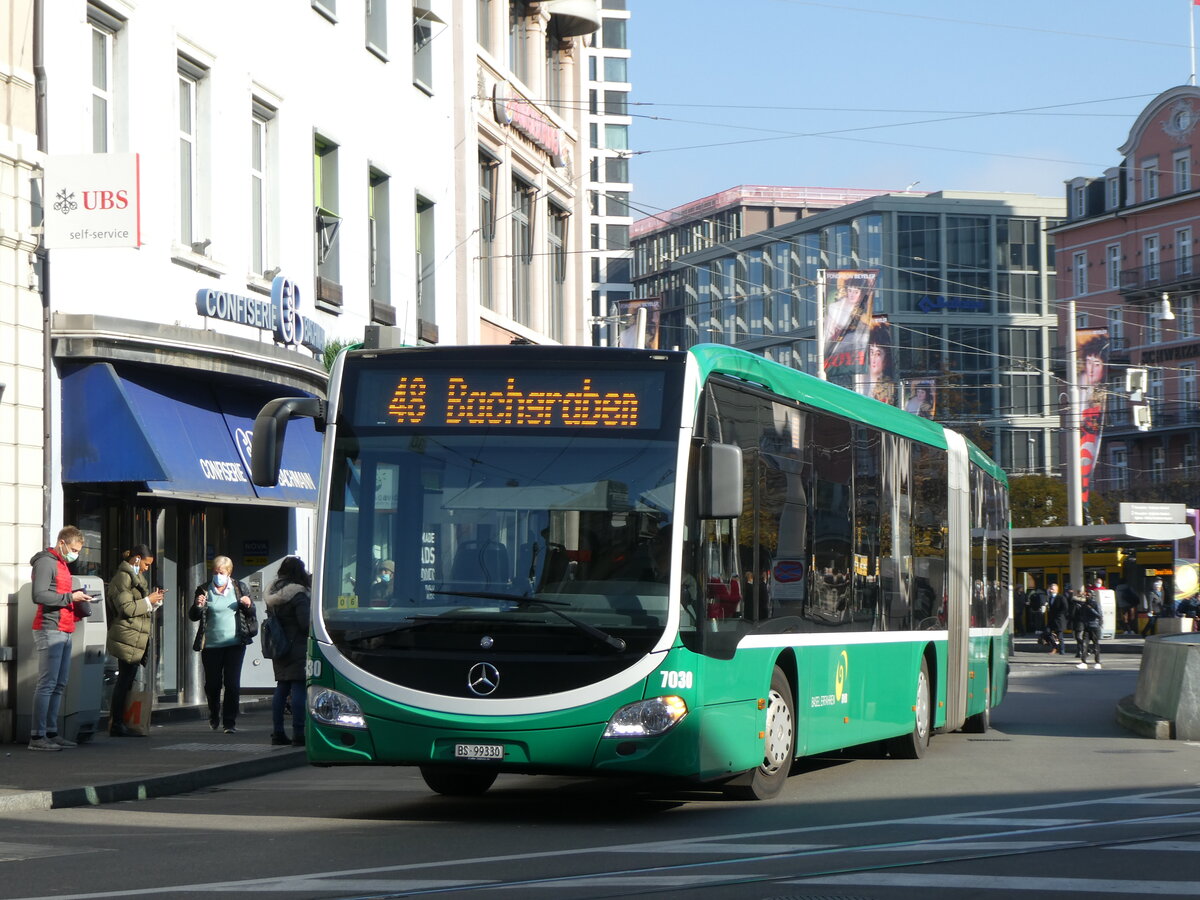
[
  {"xmin": 272, "ymin": 679, "xmax": 306, "ymax": 735},
  {"xmin": 200, "ymin": 644, "xmax": 246, "ymax": 727},
  {"xmin": 32, "ymin": 629, "xmax": 72, "ymax": 736}
]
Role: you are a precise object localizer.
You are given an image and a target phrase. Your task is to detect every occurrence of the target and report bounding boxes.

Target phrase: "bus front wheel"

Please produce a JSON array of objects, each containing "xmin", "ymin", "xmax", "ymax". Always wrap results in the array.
[
  {"xmin": 726, "ymin": 666, "xmax": 795, "ymax": 801},
  {"xmin": 887, "ymin": 658, "xmax": 931, "ymax": 759},
  {"xmin": 419, "ymin": 765, "xmax": 499, "ymax": 796}
]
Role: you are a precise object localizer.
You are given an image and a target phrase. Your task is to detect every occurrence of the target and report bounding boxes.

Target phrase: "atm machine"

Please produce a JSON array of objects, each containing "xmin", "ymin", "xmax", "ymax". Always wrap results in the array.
[{"xmin": 14, "ymin": 575, "xmax": 108, "ymax": 743}]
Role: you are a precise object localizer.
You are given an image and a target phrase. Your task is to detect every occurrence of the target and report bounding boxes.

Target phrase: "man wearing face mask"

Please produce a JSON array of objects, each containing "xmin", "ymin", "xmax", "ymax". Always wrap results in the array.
[
  {"xmin": 369, "ymin": 560, "xmax": 395, "ymax": 606},
  {"xmin": 28, "ymin": 526, "xmax": 91, "ymax": 751},
  {"xmin": 189, "ymin": 556, "xmax": 256, "ymax": 733},
  {"xmin": 105, "ymin": 544, "xmax": 165, "ymax": 737}
]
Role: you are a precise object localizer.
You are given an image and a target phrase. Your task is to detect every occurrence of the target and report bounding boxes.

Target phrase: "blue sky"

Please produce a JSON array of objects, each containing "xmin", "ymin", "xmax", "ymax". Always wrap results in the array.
[{"xmin": 626, "ymin": 0, "xmax": 1199, "ymax": 218}]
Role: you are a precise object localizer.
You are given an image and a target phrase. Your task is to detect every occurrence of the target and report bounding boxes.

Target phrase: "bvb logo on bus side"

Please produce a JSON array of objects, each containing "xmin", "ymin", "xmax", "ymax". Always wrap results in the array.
[{"xmin": 834, "ymin": 650, "xmax": 848, "ymax": 704}]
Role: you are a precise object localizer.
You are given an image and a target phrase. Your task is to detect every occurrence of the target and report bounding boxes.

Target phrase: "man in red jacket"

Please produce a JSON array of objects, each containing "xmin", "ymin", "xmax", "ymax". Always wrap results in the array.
[{"xmin": 29, "ymin": 526, "xmax": 90, "ymax": 751}]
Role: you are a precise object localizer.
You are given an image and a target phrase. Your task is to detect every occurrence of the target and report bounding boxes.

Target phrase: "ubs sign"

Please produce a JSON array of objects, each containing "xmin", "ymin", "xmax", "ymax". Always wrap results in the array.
[{"xmin": 196, "ymin": 275, "xmax": 327, "ymax": 354}]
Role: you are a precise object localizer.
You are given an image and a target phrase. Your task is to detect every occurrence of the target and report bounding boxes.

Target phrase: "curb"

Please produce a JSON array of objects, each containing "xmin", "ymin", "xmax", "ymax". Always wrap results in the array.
[
  {"xmin": 0, "ymin": 747, "xmax": 309, "ymax": 813},
  {"xmin": 1115, "ymin": 693, "xmax": 1173, "ymax": 740}
]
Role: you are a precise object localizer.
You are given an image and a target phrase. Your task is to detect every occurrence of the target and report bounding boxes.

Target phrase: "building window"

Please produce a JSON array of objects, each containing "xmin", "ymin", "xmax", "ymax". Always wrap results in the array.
[
  {"xmin": 177, "ymin": 57, "xmax": 207, "ymax": 247},
  {"xmin": 605, "ymin": 191, "xmax": 630, "ymax": 217},
  {"xmin": 1106, "ymin": 243, "xmax": 1121, "ymax": 289},
  {"xmin": 1175, "ymin": 151, "xmax": 1192, "ymax": 194},
  {"xmin": 1072, "ymin": 251, "xmax": 1087, "ymax": 296},
  {"xmin": 605, "ymin": 155, "xmax": 629, "ymax": 182},
  {"xmin": 366, "ymin": 0, "xmax": 387, "ymax": 57},
  {"xmin": 545, "ymin": 27, "xmax": 564, "ymax": 114},
  {"xmin": 604, "ymin": 90, "xmax": 628, "ymax": 116},
  {"xmin": 603, "ymin": 56, "xmax": 628, "ymax": 82},
  {"xmin": 250, "ymin": 100, "xmax": 275, "ymax": 275},
  {"xmin": 1002, "ymin": 430, "xmax": 1040, "ymax": 473},
  {"xmin": 369, "ymin": 170, "xmax": 391, "ymax": 308},
  {"xmin": 1186, "ymin": 441, "xmax": 1199, "ymax": 475},
  {"xmin": 606, "ymin": 223, "xmax": 629, "ymax": 250},
  {"xmin": 1178, "ymin": 295, "xmax": 1195, "ymax": 339},
  {"xmin": 1107, "ymin": 176, "xmax": 1120, "ymax": 209},
  {"xmin": 1108, "ymin": 306, "xmax": 1125, "ymax": 350},
  {"xmin": 1144, "ymin": 234, "xmax": 1160, "ymax": 282},
  {"xmin": 314, "ymin": 136, "xmax": 341, "ymax": 292},
  {"xmin": 1181, "ymin": 363, "xmax": 1197, "ymax": 423},
  {"xmin": 1151, "ymin": 446, "xmax": 1166, "ymax": 483},
  {"xmin": 509, "ymin": 2, "xmax": 531, "ymax": 85},
  {"xmin": 548, "ymin": 205, "xmax": 568, "ymax": 341},
  {"xmin": 511, "ymin": 177, "xmax": 535, "ymax": 324},
  {"xmin": 416, "ymin": 196, "xmax": 435, "ymax": 327},
  {"xmin": 1111, "ymin": 447, "xmax": 1128, "ymax": 490},
  {"xmin": 604, "ymin": 123, "xmax": 628, "ymax": 151},
  {"xmin": 89, "ymin": 6, "xmax": 121, "ymax": 153},
  {"xmin": 1179, "ymin": 227, "xmax": 1194, "ymax": 276},
  {"xmin": 479, "ymin": 153, "xmax": 498, "ymax": 311},
  {"xmin": 1143, "ymin": 158, "xmax": 1159, "ymax": 201},
  {"xmin": 601, "ymin": 17, "xmax": 626, "ymax": 48},
  {"xmin": 1072, "ymin": 185, "xmax": 1085, "ymax": 217},
  {"xmin": 478, "ymin": 0, "xmax": 493, "ymax": 52},
  {"xmin": 414, "ymin": 11, "xmax": 434, "ymax": 92}
]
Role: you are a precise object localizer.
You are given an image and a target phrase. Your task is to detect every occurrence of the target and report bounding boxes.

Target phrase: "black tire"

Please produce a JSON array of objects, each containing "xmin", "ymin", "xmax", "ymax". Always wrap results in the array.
[
  {"xmin": 963, "ymin": 674, "xmax": 991, "ymax": 734},
  {"xmin": 419, "ymin": 765, "xmax": 498, "ymax": 796},
  {"xmin": 725, "ymin": 666, "xmax": 795, "ymax": 801},
  {"xmin": 887, "ymin": 657, "xmax": 931, "ymax": 759}
]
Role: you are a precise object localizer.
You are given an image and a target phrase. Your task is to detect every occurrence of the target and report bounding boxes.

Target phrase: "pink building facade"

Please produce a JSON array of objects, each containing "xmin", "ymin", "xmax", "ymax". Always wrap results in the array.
[{"xmin": 1053, "ymin": 85, "xmax": 1200, "ymax": 503}]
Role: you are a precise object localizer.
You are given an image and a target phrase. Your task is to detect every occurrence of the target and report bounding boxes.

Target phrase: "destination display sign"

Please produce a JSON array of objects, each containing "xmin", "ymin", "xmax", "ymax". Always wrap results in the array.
[{"xmin": 352, "ymin": 368, "xmax": 666, "ymax": 430}]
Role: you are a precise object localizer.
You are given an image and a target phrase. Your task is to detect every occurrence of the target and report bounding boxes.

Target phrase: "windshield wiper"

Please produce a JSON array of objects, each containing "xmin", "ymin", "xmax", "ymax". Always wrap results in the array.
[{"xmin": 432, "ymin": 590, "xmax": 627, "ymax": 653}]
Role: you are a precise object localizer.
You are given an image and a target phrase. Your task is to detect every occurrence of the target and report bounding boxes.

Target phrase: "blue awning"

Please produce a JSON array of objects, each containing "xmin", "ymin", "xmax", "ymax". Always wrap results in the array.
[{"xmin": 61, "ymin": 363, "xmax": 320, "ymax": 506}]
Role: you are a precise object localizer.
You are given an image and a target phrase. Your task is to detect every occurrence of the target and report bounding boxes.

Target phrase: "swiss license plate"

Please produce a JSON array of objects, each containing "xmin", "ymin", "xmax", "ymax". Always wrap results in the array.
[{"xmin": 454, "ymin": 743, "xmax": 503, "ymax": 760}]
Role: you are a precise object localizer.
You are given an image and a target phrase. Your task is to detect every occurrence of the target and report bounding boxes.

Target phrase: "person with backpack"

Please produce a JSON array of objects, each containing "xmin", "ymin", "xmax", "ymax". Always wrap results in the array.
[
  {"xmin": 265, "ymin": 556, "xmax": 312, "ymax": 747},
  {"xmin": 105, "ymin": 543, "xmax": 165, "ymax": 737}
]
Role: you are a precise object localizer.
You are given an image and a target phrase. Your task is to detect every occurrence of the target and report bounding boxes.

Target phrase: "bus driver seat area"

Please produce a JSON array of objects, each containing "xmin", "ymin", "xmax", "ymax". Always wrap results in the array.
[{"xmin": 450, "ymin": 539, "xmax": 510, "ymax": 593}]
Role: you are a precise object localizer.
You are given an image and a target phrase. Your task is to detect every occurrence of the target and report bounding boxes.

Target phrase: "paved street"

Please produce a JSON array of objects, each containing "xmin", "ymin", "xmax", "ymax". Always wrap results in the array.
[{"xmin": 0, "ymin": 651, "xmax": 1197, "ymax": 899}]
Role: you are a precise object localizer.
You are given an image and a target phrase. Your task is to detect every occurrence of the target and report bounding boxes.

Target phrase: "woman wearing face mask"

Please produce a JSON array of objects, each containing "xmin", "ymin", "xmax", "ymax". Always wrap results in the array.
[
  {"xmin": 105, "ymin": 543, "xmax": 165, "ymax": 737},
  {"xmin": 189, "ymin": 556, "xmax": 256, "ymax": 733}
]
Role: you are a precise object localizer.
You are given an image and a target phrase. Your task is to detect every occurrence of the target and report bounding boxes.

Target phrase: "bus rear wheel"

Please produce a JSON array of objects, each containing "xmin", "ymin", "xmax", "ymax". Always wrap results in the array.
[
  {"xmin": 886, "ymin": 658, "xmax": 931, "ymax": 759},
  {"xmin": 726, "ymin": 666, "xmax": 795, "ymax": 801},
  {"xmin": 419, "ymin": 765, "xmax": 499, "ymax": 796},
  {"xmin": 963, "ymin": 677, "xmax": 991, "ymax": 734}
]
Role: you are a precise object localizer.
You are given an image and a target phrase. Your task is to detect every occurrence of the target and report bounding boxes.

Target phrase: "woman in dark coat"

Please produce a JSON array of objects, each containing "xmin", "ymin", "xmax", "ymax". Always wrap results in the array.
[{"xmin": 266, "ymin": 556, "xmax": 312, "ymax": 746}]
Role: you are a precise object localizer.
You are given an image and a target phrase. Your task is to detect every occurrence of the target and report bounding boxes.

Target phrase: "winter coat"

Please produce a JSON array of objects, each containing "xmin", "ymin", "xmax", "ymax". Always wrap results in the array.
[
  {"xmin": 30, "ymin": 548, "xmax": 84, "ymax": 633},
  {"xmin": 106, "ymin": 561, "xmax": 155, "ymax": 664},
  {"xmin": 1048, "ymin": 592, "xmax": 1070, "ymax": 630},
  {"xmin": 265, "ymin": 581, "xmax": 311, "ymax": 682},
  {"xmin": 1078, "ymin": 595, "xmax": 1104, "ymax": 631},
  {"xmin": 188, "ymin": 579, "xmax": 256, "ymax": 651}
]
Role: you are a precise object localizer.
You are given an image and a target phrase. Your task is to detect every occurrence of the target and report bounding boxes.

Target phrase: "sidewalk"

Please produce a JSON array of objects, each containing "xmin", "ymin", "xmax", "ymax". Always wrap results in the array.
[
  {"xmin": 0, "ymin": 698, "xmax": 308, "ymax": 813},
  {"xmin": 1012, "ymin": 630, "xmax": 1147, "ymax": 657}
]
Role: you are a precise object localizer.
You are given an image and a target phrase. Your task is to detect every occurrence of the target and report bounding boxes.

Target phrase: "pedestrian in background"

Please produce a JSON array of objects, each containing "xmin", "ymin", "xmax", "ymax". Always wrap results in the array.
[
  {"xmin": 105, "ymin": 544, "xmax": 165, "ymax": 737},
  {"xmin": 1026, "ymin": 583, "xmax": 1048, "ymax": 636},
  {"xmin": 1116, "ymin": 581, "xmax": 1137, "ymax": 635},
  {"xmin": 1075, "ymin": 588, "xmax": 1104, "ymax": 669},
  {"xmin": 1013, "ymin": 585, "xmax": 1027, "ymax": 634},
  {"xmin": 28, "ymin": 526, "xmax": 91, "ymax": 751},
  {"xmin": 189, "ymin": 556, "xmax": 256, "ymax": 733},
  {"xmin": 1047, "ymin": 582, "xmax": 1069, "ymax": 654},
  {"xmin": 266, "ymin": 556, "xmax": 311, "ymax": 747},
  {"xmin": 1141, "ymin": 578, "xmax": 1164, "ymax": 636}
]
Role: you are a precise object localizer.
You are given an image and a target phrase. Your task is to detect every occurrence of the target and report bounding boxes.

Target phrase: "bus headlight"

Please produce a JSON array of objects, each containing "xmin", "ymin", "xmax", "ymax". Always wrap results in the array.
[
  {"xmin": 308, "ymin": 686, "xmax": 367, "ymax": 729},
  {"xmin": 602, "ymin": 696, "xmax": 688, "ymax": 738}
]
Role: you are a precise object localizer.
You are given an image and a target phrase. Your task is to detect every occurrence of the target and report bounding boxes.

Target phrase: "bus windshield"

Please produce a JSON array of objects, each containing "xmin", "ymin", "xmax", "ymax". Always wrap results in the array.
[{"xmin": 321, "ymin": 356, "xmax": 685, "ymax": 670}]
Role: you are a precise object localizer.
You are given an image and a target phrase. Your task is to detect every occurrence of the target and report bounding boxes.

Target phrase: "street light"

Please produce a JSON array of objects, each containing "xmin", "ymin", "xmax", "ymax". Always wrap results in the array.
[{"xmin": 1160, "ymin": 292, "xmax": 1175, "ymax": 321}]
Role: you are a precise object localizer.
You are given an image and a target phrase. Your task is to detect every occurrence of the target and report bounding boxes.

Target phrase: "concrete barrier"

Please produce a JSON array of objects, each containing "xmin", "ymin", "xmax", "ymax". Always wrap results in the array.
[{"xmin": 1119, "ymin": 634, "xmax": 1200, "ymax": 740}]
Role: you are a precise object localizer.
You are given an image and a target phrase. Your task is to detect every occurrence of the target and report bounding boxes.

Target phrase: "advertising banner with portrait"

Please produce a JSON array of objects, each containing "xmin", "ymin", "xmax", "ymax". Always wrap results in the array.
[
  {"xmin": 822, "ymin": 270, "xmax": 877, "ymax": 387},
  {"xmin": 865, "ymin": 315, "xmax": 898, "ymax": 405},
  {"xmin": 1077, "ymin": 326, "xmax": 1110, "ymax": 505},
  {"xmin": 902, "ymin": 379, "xmax": 936, "ymax": 419}
]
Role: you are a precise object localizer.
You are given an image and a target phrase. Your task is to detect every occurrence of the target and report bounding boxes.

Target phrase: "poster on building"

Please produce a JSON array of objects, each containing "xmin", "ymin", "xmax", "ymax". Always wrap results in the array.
[
  {"xmin": 902, "ymin": 379, "xmax": 936, "ymax": 418},
  {"xmin": 865, "ymin": 315, "xmax": 898, "ymax": 405},
  {"xmin": 43, "ymin": 153, "xmax": 141, "ymax": 249},
  {"xmin": 1077, "ymin": 326, "xmax": 1110, "ymax": 505},
  {"xmin": 823, "ymin": 270, "xmax": 876, "ymax": 386},
  {"xmin": 615, "ymin": 298, "xmax": 661, "ymax": 349}
]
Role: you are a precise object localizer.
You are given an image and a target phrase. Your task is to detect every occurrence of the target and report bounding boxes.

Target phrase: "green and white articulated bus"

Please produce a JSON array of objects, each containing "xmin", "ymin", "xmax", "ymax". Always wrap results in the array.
[{"xmin": 252, "ymin": 343, "xmax": 1010, "ymax": 800}]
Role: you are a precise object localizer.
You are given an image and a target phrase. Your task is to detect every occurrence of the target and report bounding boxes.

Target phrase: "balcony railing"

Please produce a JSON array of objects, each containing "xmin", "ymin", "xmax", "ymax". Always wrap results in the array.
[{"xmin": 1119, "ymin": 253, "xmax": 1200, "ymax": 296}]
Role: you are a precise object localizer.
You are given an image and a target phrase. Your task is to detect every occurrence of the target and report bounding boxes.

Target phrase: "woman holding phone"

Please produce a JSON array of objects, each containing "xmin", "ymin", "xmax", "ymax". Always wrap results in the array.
[{"xmin": 105, "ymin": 543, "xmax": 164, "ymax": 737}]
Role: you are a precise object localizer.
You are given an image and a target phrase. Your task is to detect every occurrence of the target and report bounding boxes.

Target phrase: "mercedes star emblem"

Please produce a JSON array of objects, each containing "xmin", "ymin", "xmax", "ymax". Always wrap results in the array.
[
  {"xmin": 468, "ymin": 662, "xmax": 500, "ymax": 696},
  {"xmin": 480, "ymin": 635, "xmax": 494, "ymax": 649}
]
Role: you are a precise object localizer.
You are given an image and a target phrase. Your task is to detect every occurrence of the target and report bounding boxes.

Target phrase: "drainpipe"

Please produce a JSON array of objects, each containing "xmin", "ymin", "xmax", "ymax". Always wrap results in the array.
[{"xmin": 33, "ymin": 0, "xmax": 51, "ymax": 546}]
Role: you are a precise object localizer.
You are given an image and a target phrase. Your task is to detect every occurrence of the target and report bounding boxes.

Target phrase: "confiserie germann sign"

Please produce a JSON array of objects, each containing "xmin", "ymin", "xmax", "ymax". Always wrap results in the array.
[{"xmin": 43, "ymin": 153, "xmax": 141, "ymax": 249}]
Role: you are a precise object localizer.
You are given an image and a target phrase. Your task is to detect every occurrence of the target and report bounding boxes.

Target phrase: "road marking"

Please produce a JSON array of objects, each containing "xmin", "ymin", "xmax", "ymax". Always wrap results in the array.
[
  {"xmin": 791, "ymin": 873, "xmax": 1200, "ymax": 894},
  {"xmin": 613, "ymin": 842, "xmax": 827, "ymax": 854},
  {"xmin": 1115, "ymin": 841, "xmax": 1200, "ymax": 851},
  {"xmin": 896, "ymin": 816, "xmax": 1087, "ymax": 826},
  {"xmin": 872, "ymin": 840, "xmax": 1083, "ymax": 851},
  {"xmin": 512, "ymin": 874, "xmax": 767, "ymax": 889}
]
